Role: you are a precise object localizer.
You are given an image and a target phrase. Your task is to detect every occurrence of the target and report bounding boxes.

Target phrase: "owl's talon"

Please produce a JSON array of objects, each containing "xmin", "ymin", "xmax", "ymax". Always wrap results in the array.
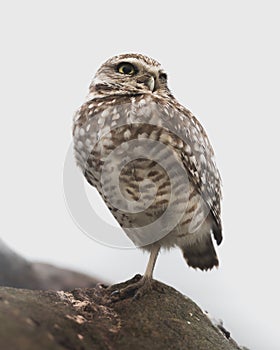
[
  {"xmin": 108, "ymin": 276, "xmax": 156, "ymax": 301},
  {"xmin": 110, "ymin": 289, "xmax": 120, "ymax": 297},
  {"xmin": 132, "ymin": 274, "xmax": 142, "ymax": 282}
]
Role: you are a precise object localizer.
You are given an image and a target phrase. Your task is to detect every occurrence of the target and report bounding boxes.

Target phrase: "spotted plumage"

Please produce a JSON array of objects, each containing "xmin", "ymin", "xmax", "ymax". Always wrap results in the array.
[{"xmin": 73, "ymin": 53, "xmax": 222, "ymax": 294}]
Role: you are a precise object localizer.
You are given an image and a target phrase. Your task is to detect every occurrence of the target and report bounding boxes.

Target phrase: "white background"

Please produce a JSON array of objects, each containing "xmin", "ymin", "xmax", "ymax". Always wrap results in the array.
[{"xmin": 1, "ymin": 2, "xmax": 279, "ymax": 349}]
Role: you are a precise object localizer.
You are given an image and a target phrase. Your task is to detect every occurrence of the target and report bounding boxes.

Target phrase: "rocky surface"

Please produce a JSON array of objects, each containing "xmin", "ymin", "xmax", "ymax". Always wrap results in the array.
[{"xmin": 0, "ymin": 276, "xmax": 245, "ymax": 350}]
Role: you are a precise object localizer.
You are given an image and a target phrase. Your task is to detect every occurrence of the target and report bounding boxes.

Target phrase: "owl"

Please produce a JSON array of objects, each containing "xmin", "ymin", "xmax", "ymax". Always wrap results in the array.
[{"xmin": 73, "ymin": 53, "xmax": 222, "ymax": 298}]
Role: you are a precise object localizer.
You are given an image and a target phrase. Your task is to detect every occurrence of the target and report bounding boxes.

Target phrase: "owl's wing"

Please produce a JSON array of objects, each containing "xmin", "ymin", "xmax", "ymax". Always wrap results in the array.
[{"xmin": 149, "ymin": 97, "xmax": 222, "ymax": 244}]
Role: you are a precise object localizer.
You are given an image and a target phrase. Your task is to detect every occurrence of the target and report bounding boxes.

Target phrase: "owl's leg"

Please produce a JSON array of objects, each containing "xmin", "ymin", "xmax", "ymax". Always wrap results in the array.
[
  {"xmin": 109, "ymin": 245, "xmax": 161, "ymax": 300},
  {"xmin": 143, "ymin": 244, "xmax": 160, "ymax": 279}
]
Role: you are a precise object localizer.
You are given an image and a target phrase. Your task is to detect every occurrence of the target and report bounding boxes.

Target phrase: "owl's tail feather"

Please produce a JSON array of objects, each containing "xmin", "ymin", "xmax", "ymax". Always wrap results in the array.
[{"xmin": 181, "ymin": 234, "xmax": 219, "ymax": 271}]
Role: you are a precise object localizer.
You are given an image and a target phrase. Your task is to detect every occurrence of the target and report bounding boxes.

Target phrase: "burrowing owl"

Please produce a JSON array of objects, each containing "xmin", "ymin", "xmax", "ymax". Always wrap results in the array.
[{"xmin": 73, "ymin": 53, "xmax": 222, "ymax": 297}]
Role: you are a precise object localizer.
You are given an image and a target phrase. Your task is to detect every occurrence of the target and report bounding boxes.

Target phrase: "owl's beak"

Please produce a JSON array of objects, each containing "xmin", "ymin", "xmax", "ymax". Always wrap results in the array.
[
  {"xmin": 137, "ymin": 74, "xmax": 157, "ymax": 92},
  {"xmin": 146, "ymin": 76, "xmax": 155, "ymax": 92}
]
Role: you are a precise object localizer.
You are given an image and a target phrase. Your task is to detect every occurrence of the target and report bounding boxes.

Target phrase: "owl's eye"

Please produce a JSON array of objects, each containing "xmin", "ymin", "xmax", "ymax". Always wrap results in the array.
[
  {"xmin": 159, "ymin": 72, "xmax": 168, "ymax": 81},
  {"xmin": 117, "ymin": 62, "xmax": 136, "ymax": 75}
]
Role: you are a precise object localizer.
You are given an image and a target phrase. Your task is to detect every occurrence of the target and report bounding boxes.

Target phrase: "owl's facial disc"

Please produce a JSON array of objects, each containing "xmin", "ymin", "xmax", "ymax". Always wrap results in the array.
[
  {"xmin": 115, "ymin": 61, "xmax": 156, "ymax": 92},
  {"xmin": 91, "ymin": 54, "xmax": 169, "ymax": 96}
]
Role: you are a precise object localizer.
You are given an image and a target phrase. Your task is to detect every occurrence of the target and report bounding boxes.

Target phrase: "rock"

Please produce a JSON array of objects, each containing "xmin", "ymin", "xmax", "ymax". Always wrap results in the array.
[
  {"xmin": 0, "ymin": 239, "xmax": 100, "ymax": 290},
  {"xmin": 0, "ymin": 276, "xmax": 245, "ymax": 350}
]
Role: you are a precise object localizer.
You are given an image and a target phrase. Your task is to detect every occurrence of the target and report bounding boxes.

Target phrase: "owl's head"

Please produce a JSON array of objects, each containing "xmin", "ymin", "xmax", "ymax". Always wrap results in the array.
[{"xmin": 90, "ymin": 53, "xmax": 170, "ymax": 96}]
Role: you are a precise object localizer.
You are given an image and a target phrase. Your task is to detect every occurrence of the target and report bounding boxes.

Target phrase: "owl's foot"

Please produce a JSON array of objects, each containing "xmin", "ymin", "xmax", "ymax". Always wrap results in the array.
[{"xmin": 106, "ymin": 274, "xmax": 163, "ymax": 301}]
